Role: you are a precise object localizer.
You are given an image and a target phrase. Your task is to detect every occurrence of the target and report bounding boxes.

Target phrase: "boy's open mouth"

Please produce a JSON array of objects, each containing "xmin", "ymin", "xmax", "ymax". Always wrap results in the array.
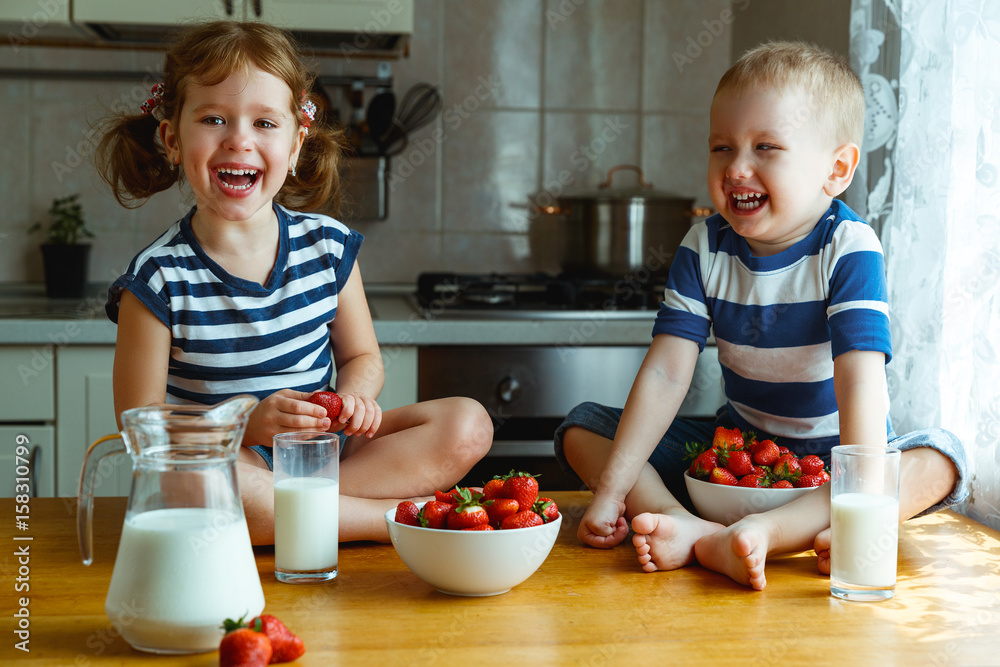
[
  {"xmin": 730, "ymin": 191, "xmax": 768, "ymax": 212},
  {"xmin": 215, "ymin": 167, "xmax": 260, "ymax": 191}
]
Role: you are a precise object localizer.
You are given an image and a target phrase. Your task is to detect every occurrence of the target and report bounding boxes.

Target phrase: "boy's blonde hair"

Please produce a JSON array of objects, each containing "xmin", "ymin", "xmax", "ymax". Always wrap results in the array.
[
  {"xmin": 95, "ymin": 20, "xmax": 343, "ymax": 213},
  {"xmin": 715, "ymin": 41, "xmax": 865, "ymax": 149}
]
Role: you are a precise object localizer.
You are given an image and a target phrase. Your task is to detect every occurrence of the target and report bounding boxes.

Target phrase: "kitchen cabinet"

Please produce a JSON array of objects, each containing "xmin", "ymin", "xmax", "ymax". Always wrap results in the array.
[
  {"xmin": 0, "ymin": 347, "xmax": 56, "ymax": 497},
  {"xmin": 0, "ymin": 0, "xmax": 83, "ymax": 43},
  {"xmin": 55, "ymin": 347, "xmax": 126, "ymax": 498},
  {"xmin": 0, "ymin": 426, "xmax": 55, "ymax": 497}
]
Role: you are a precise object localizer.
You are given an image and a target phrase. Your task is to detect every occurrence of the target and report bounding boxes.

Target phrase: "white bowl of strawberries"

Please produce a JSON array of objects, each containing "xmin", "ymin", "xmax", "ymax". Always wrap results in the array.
[
  {"xmin": 683, "ymin": 427, "xmax": 829, "ymax": 526},
  {"xmin": 384, "ymin": 472, "xmax": 561, "ymax": 596}
]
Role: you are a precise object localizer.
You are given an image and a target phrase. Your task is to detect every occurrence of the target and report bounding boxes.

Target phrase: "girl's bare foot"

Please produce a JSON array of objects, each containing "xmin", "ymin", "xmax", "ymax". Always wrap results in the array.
[
  {"xmin": 814, "ymin": 528, "xmax": 831, "ymax": 574},
  {"xmin": 693, "ymin": 516, "xmax": 771, "ymax": 590},
  {"xmin": 631, "ymin": 511, "xmax": 724, "ymax": 572}
]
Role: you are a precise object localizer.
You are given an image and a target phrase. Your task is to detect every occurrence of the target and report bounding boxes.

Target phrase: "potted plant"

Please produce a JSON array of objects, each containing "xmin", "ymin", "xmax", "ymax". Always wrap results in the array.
[{"xmin": 29, "ymin": 194, "xmax": 94, "ymax": 298}]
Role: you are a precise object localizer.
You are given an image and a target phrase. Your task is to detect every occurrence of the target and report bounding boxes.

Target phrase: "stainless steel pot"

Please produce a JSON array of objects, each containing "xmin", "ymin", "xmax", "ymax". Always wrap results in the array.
[{"xmin": 536, "ymin": 165, "xmax": 711, "ymax": 277}]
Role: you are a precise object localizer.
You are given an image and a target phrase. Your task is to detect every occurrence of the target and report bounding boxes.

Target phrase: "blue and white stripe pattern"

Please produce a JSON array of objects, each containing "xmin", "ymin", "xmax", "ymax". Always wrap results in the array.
[
  {"xmin": 653, "ymin": 200, "xmax": 891, "ymax": 443},
  {"xmin": 106, "ymin": 204, "xmax": 362, "ymax": 405}
]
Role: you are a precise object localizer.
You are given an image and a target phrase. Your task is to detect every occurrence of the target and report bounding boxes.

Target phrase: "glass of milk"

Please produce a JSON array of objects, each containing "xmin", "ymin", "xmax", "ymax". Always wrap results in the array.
[
  {"xmin": 273, "ymin": 432, "xmax": 340, "ymax": 583},
  {"xmin": 829, "ymin": 445, "xmax": 901, "ymax": 602}
]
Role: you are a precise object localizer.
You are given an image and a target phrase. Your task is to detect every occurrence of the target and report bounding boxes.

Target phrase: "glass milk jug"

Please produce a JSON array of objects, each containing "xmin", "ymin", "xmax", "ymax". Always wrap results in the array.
[{"xmin": 78, "ymin": 396, "xmax": 265, "ymax": 654}]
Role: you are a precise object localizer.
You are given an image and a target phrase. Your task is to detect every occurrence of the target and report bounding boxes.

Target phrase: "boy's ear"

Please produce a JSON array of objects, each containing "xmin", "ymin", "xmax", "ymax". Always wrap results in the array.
[
  {"xmin": 159, "ymin": 120, "xmax": 180, "ymax": 165},
  {"xmin": 825, "ymin": 142, "xmax": 861, "ymax": 197}
]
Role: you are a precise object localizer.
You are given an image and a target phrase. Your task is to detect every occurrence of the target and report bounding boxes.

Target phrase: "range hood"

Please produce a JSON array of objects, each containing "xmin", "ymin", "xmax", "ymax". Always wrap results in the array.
[{"xmin": 70, "ymin": 0, "xmax": 414, "ymax": 58}]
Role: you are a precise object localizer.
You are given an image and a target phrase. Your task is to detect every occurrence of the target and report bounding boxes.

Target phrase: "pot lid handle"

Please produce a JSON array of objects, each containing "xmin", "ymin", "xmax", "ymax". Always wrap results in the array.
[{"xmin": 599, "ymin": 164, "xmax": 652, "ymax": 190}]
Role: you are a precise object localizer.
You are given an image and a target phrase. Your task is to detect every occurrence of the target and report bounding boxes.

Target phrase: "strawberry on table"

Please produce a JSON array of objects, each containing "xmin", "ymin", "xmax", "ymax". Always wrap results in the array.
[
  {"xmin": 307, "ymin": 391, "xmax": 343, "ymax": 420},
  {"xmin": 249, "ymin": 614, "xmax": 305, "ymax": 664},
  {"xmin": 220, "ymin": 618, "xmax": 272, "ymax": 667},
  {"xmin": 485, "ymin": 498, "xmax": 520, "ymax": 528},
  {"xmin": 419, "ymin": 500, "xmax": 454, "ymax": 529},
  {"xmin": 446, "ymin": 488, "xmax": 490, "ymax": 530},
  {"xmin": 501, "ymin": 471, "xmax": 539, "ymax": 510},
  {"xmin": 394, "ymin": 500, "xmax": 421, "ymax": 526},
  {"xmin": 501, "ymin": 510, "xmax": 545, "ymax": 530}
]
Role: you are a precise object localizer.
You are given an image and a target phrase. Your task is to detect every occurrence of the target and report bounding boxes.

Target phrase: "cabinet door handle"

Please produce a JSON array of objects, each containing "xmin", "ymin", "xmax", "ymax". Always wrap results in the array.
[
  {"xmin": 223, "ymin": 0, "xmax": 234, "ymax": 16},
  {"xmin": 252, "ymin": 0, "xmax": 262, "ymax": 17},
  {"xmin": 27, "ymin": 445, "xmax": 40, "ymax": 498}
]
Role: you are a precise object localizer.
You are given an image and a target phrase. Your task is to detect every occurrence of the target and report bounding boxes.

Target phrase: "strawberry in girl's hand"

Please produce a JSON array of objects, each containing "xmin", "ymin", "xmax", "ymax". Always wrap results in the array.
[
  {"xmin": 446, "ymin": 488, "xmax": 489, "ymax": 530},
  {"xmin": 220, "ymin": 617, "xmax": 271, "ymax": 667},
  {"xmin": 419, "ymin": 500, "xmax": 453, "ymax": 529},
  {"xmin": 308, "ymin": 391, "xmax": 343, "ymax": 420},
  {"xmin": 502, "ymin": 471, "xmax": 539, "ymax": 510},
  {"xmin": 501, "ymin": 510, "xmax": 544, "ymax": 529},
  {"xmin": 394, "ymin": 500, "xmax": 421, "ymax": 526},
  {"xmin": 485, "ymin": 498, "xmax": 519, "ymax": 528},
  {"xmin": 250, "ymin": 614, "xmax": 305, "ymax": 663}
]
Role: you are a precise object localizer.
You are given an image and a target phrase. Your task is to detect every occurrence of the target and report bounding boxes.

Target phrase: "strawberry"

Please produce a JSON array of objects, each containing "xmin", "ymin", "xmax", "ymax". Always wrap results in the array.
[
  {"xmin": 795, "ymin": 474, "xmax": 824, "ymax": 488},
  {"xmin": 485, "ymin": 497, "xmax": 520, "ymax": 528},
  {"xmin": 220, "ymin": 618, "xmax": 272, "ymax": 667},
  {"xmin": 772, "ymin": 454, "xmax": 801, "ymax": 481},
  {"xmin": 250, "ymin": 614, "xmax": 305, "ymax": 664},
  {"xmin": 778, "ymin": 446, "xmax": 791, "ymax": 456},
  {"xmin": 419, "ymin": 500, "xmax": 453, "ymax": 529},
  {"xmin": 708, "ymin": 466, "xmax": 738, "ymax": 486},
  {"xmin": 501, "ymin": 510, "xmax": 545, "ymax": 529},
  {"xmin": 533, "ymin": 497, "xmax": 559, "ymax": 523},
  {"xmin": 482, "ymin": 477, "xmax": 506, "ymax": 500},
  {"xmin": 688, "ymin": 449, "xmax": 718, "ymax": 479},
  {"xmin": 799, "ymin": 455, "xmax": 825, "ymax": 476},
  {"xmin": 816, "ymin": 470, "xmax": 831, "ymax": 484},
  {"xmin": 394, "ymin": 500, "xmax": 421, "ymax": 526},
  {"xmin": 721, "ymin": 449, "xmax": 754, "ymax": 477},
  {"xmin": 737, "ymin": 474, "xmax": 764, "ymax": 488},
  {"xmin": 711, "ymin": 426, "xmax": 744, "ymax": 452},
  {"xmin": 462, "ymin": 524, "xmax": 494, "ymax": 531},
  {"xmin": 307, "ymin": 391, "xmax": 343, "ymax": 420},
  {"xmin": 772, "ymin": 480, "xmax": 794, "ymax": 489},
  {"xmin": 446, "ymin": 488, "xmax": 490, "ymax": 530},
  {"xmin": 750, "ymin": 465, "xmax": 769, "ymax": 478},
  {"xmin": 501, "ymin": 472, "xmax": 539, "ymax": 510},
  {"xmin": 751, "ymin": 439, "xmax": 780, "ymax": 466},
  {"xmin": 435, "ymin": 488, "xmax": 468, "ymax": 504}
]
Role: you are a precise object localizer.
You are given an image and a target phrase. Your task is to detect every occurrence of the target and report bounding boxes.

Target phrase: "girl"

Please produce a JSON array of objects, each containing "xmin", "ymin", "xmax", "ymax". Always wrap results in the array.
[{"xmin": 94, "ymin": 20, "xmax": 493, "ymax": 545}]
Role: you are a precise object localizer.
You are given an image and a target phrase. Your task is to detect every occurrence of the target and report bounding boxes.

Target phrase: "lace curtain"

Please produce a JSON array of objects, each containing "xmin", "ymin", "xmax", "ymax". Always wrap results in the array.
[{"xmin": 849, "ymin": 0, "xmax": 1000, "ymax": 530}]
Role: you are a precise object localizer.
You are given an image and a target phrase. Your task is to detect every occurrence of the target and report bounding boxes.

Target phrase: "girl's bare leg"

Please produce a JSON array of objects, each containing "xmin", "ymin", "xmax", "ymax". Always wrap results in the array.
[
  {"xmin": 563, "ymin": 426, "xmax": 724, "ymax": 569},
  {"xmin": 238, "ymin": 397, "xmax": 494, "ymax": 544}
]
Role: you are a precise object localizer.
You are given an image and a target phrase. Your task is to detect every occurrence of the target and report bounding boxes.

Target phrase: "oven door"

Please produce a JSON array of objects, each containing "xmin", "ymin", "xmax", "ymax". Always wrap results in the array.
[{"xmin": 417, "ymin": 345, "xmax": 723, "ymax": 458}]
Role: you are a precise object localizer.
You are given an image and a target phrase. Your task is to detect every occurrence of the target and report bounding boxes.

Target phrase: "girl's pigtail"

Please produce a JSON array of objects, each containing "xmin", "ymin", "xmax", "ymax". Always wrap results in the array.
[
  {"xmin": 278, "ymin": 121, "xmax": 346, "ymax": 215},
  {"xmin": 94, "ymin": 112, "xmax": 177, "ymax": 208}
]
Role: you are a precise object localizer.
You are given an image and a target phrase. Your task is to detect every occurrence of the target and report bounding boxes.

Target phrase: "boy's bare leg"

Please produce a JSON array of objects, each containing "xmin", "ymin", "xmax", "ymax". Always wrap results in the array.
[
  {"xmin": 238, "ymin": 396, "xmax": 493, "ymax": 545},
  {"xmin": 814, "ymin": 447, "xmax": 959, "ymax": 573},
  {"xmin": 563, "ymin": 426, "xmax": 724, "ymax": 569}
]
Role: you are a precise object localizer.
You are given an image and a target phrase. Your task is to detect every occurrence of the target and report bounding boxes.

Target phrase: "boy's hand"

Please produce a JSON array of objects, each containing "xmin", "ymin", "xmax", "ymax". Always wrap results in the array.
[
  {"xmin": 578, "ymin": 494, "xmax": 629, "ymax": 549},
  {"xmin": 332, "ymin": 392, "xmax": 382, "ymax": 439}
]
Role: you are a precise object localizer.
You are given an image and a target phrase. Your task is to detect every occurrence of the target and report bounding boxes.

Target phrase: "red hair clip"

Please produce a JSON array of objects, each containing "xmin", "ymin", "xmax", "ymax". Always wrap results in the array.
[{"xmin": 140, "ymin": 83, "xmax": 165, "ymax": 115}]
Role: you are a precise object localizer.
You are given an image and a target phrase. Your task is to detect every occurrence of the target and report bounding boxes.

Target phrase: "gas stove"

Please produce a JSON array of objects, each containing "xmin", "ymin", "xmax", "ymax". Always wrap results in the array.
[{"xmin": 413, "ymin": 272, "xmax": 664, "ymax": 320}]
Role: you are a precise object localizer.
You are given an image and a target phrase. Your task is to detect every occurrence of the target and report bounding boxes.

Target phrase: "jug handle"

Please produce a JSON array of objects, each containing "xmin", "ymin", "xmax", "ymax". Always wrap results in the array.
[{"xmin": 78, "ymin": 434, "xmax": 127, "ymax": 566}]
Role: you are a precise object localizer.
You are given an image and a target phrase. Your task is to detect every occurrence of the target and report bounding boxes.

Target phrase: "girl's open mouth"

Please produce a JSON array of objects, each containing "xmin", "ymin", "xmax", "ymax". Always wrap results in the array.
[
  {"xmin": 214, "ymin": 167, "xmax": 260, "ymax": 192},
  {"xmin": 730, "ymin": 192, "xmax": 768, "ymax": 212}
]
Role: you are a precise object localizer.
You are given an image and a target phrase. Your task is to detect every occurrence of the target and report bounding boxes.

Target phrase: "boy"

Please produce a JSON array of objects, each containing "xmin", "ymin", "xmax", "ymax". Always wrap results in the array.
[{"xmin": 556, "ymin": 42, "xmax": 968, "ymax": 590}]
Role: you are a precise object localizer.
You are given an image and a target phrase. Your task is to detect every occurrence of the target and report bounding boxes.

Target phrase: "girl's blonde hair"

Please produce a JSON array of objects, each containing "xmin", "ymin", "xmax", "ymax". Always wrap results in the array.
[
  {"xmin": 95, "ymin": 20, "xmax": 343, "ymax": 213},
  {"xmin": 715, "ymin": 41, "xmax": 865, "ymax": 149}
]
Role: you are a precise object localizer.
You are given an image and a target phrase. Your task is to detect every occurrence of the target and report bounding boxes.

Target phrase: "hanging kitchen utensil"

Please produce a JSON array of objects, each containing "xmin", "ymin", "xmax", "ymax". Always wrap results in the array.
[
  {"xmin": 380, "ymin": 83, "xmax": 443, "ymax": 157},
  {"xmin": 366, "ymin": 90, "xmax": 396, "ymax": 155}
]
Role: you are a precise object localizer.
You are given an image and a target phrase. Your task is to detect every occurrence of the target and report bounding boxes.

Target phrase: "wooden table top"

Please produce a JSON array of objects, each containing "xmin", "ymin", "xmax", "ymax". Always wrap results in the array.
[{"xmin": 3, "ymin": 493, "xmax": 1000, "ymax": 666}]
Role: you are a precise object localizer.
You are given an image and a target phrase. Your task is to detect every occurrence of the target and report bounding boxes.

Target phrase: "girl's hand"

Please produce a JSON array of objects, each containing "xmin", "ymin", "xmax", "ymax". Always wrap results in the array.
[
  {"xmin": 577, "ymin": 494, "xmax": 629, "ymax": 549},
  {"xmin": 333, "ymin": 392, "xmax": 382, "ymax": 438},
  {"xmin": 244, "ymin": 389, "xmax": 331, "ymax": 447}
]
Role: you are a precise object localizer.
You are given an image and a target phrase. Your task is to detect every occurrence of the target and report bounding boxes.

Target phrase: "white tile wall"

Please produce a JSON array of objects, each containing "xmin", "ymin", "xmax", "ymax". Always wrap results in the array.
[{"xmin": 0, "ymin": 0, "xmax": 732, "ymax": 285}]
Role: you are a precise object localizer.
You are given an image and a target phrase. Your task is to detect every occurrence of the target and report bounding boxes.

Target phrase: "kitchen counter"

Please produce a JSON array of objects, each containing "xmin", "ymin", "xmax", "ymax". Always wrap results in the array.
[
  {"xmin": 0, "ymin": 283, "xmax": 657, "ymax": 346},
  {"xmin": 4, "ymin": 493, "xmax": 1000, "ymax": 665}
]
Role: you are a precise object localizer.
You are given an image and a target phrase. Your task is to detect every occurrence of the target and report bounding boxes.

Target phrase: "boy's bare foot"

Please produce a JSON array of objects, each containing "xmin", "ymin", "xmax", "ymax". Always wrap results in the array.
[
  {"xmin": 693, "ymin": 516, "xmax": 771, "ymax": 590},
  {"xmin": 814, "ymin": 528, "xmax": 831, "ymax": 574},
  {"xmin": 631, "ymin": 511, "xmax": 724, "ymax": 572}
]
